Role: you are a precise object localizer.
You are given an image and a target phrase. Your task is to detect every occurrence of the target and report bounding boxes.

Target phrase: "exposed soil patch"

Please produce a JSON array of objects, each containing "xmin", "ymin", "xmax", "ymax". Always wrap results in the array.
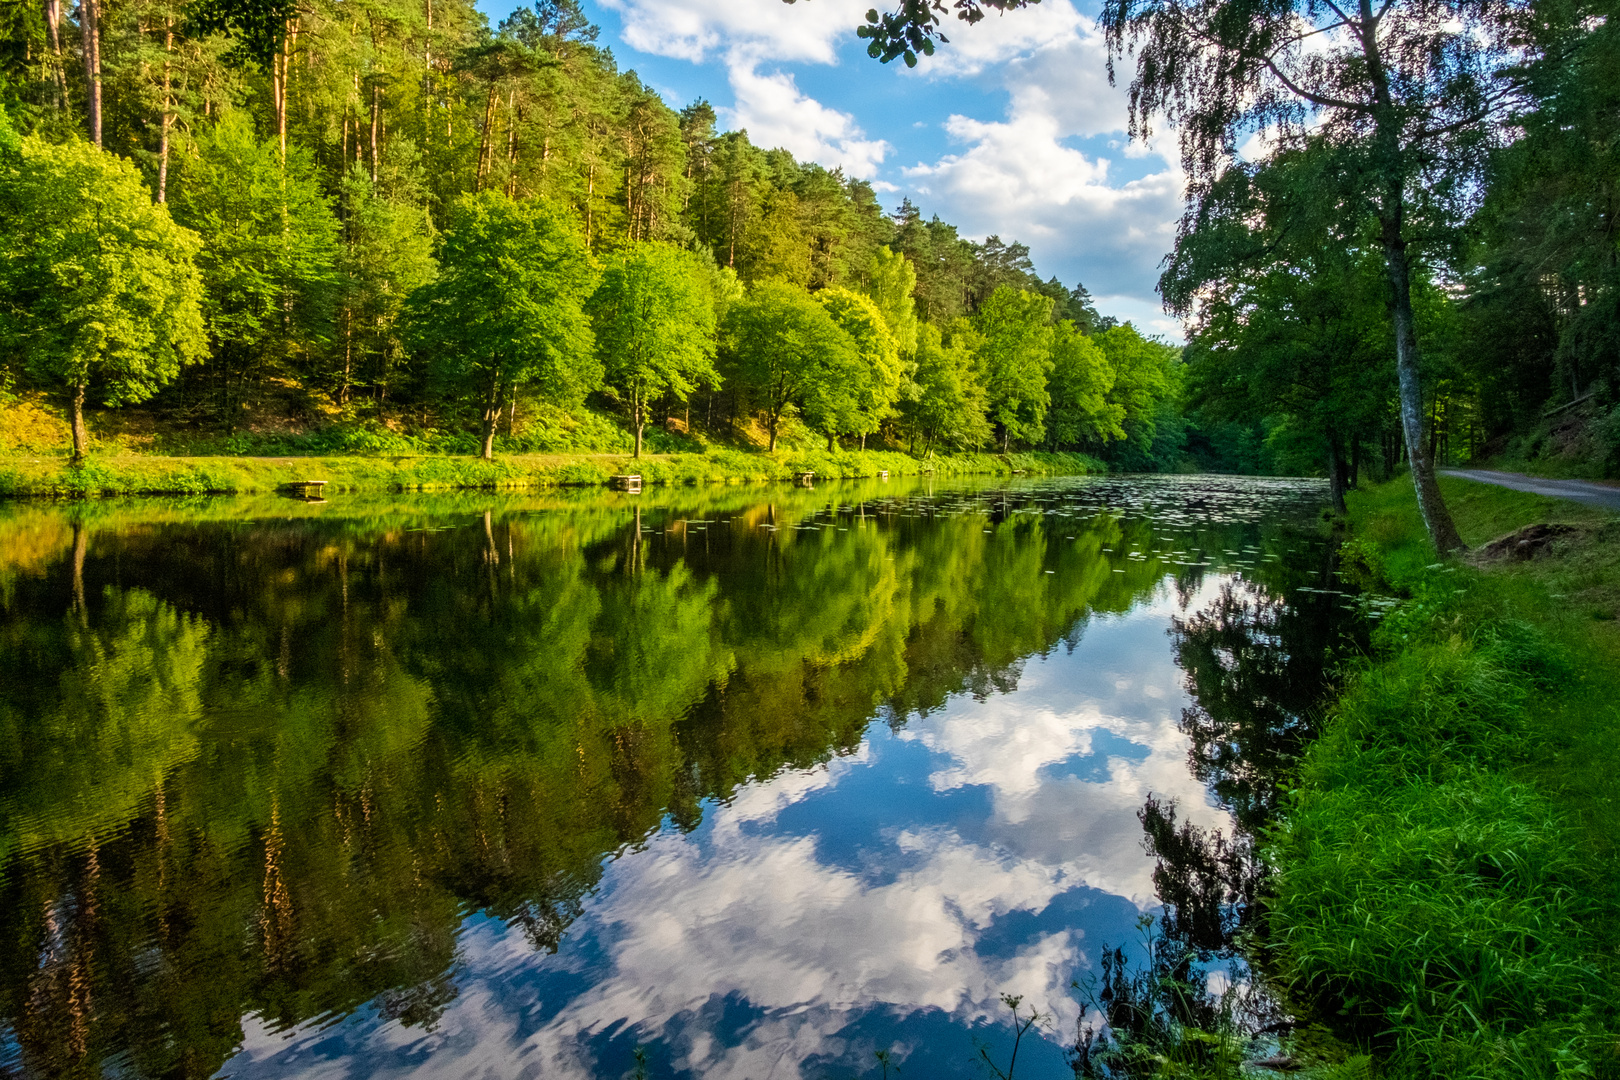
[{"xmin": 1471, "ymin": 522, "xmax": 1587, "ymax": 563}]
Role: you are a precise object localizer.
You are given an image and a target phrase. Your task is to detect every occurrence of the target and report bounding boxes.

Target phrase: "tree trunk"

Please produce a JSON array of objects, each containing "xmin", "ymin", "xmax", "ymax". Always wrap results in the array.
[
  {"xmin": 476, "ymin": 83, "xmax": 496, "ymax": 191},
  {"xmin": 79, "ymin": 0, "xmax": 101, "ymax": 145},
  {"xmin": 768, "ymin": 413, "xmax": 779, "ymax": 452},
  {"xmin": 70, "ymin": 381, "xmax": 89, "ymax": 461},
  {"xmin": 633, "ymin": 389, "xmax": 644, "ymax": 458},
  {"xmin": 340, "ymin": 304, "xmax": 353, "ymax": 405},
  {"xmin": 44, "ymin": 0, "xmax": 67, "ymax": 109},
  {"xmin": 156, "ymin": 21, "xmax": 173, "ymax": 202},
  {"xmin": 272, "ymin": 23, "xmax": 293, "ymax": 162},
  {"xmin": 505, "ymin": 90, "xmax": 518, "ymax": 197},
  {"xmin": 1326, "ymin": 432, "xmax": 1347, "ymax": 514},
  {"xmin": 370, "ymin": 81, "xmax": 380, "ymax": 184},
  {"xmin": 1380, "ymin": 223, "xmax": 1464, "ymax": 552},
  {"xmin": 481, "ymin": 376, "xmax": 501, "ymax": 460},
  {"xmin": 827, "ymin": 431, "xmax": 835, "ymax": 452}
]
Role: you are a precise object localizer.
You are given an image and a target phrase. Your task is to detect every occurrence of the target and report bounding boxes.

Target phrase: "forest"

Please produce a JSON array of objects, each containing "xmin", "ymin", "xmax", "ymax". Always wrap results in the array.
[
  {"xmin": 0, "ymin": 0, "xmax": 1185, "ymax": 474},
  {"xmin": 0, "ymin": 0, "xmax": 1615, "ymax": 507}
]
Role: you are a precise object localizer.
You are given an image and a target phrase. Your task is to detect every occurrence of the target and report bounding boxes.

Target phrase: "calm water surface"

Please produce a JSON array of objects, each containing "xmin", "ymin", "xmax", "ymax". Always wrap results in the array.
[{"xmin": 0, "ymin": 476, "xmax": 1349, "ymax": 1079}]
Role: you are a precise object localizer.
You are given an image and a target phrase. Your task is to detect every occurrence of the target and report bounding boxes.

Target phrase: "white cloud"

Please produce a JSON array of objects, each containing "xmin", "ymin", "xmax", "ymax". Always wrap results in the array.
[
  {"xmin": 598, "ymin": 0, "xmax": 867, "ymax": 66},
  {"xmin": 722, "ymin": 63, "xmax": 890, "ymax": 177},
  {"xmin": 897, "ymin": 0, "xmax": 1185, "ymax": 315},
  {"xmin": 598, "ymin": 0, "xmax": 889, "ymax": 176}
]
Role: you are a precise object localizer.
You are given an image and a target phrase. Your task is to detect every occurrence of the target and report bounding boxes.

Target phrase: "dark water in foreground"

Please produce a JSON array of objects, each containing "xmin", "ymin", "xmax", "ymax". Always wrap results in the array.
[{"xmin": 0, "ymin": 475, "xmax": 1353, "ymax": 1079}]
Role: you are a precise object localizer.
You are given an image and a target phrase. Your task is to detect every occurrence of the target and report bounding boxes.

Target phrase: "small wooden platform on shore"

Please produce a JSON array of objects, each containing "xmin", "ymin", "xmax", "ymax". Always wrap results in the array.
[
  {"xmin": 610, "ymin": 474, "xmax": 643, "ymax": 492},
  {"xmin": 794, "ymin": 471, "xmax": 815, "ymax": 487},
  {"xmin": 278, "ymin": 480, "xmax": 329, "ymax": 499}
]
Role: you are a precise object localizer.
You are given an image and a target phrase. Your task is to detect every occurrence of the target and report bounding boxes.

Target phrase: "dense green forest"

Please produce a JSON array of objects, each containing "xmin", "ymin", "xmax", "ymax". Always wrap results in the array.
[
  {"xmin": 0, "ymin": 0, "xmax": 1186, "ymax": 471},
  {"xmin": 1, "ymin": 0, "xmax": 1615, "ymax": 506}
]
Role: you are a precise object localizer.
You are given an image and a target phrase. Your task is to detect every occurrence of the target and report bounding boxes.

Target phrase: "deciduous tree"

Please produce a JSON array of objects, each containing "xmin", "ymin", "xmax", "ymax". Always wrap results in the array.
[
  {"xmin": 405, "ymin": 191, "xmax": 596, "ymax": 459},
  {"xmin": 721, "ymin": 279, "xmax": 858, "ymax": 451},
  {"xmin": 589, "ymin": 241, "xmax": 718, "ymax": 457},
  {"xmin": 1097, "ymin": 0, "xmax": 1520, "ymax": 547},
  {"xmin": 973, "ymin": 285, "xmax": 1052, "ymax": 451},
  {"xmin": 0, "ymin": 121, "xmax": 206, "ymax": 459}
]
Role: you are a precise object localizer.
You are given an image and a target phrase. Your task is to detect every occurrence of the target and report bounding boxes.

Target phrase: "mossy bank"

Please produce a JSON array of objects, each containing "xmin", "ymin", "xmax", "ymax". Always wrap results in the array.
[{"xmin": 0, "ymin": 447, "xmax": 1104, "ymax": 498}]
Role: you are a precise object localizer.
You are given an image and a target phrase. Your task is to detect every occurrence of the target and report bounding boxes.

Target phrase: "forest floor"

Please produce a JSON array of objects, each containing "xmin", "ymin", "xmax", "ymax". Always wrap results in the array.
[{"xmin": 1268, "ymin": 475, "xmax": 1620, "ymax": 1078}]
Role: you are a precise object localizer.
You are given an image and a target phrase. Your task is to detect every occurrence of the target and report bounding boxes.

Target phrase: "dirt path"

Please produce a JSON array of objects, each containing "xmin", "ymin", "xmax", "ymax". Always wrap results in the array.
[{"xmin": 1442, "ymin": 468, "xmax": 1620, "ymax": 511}]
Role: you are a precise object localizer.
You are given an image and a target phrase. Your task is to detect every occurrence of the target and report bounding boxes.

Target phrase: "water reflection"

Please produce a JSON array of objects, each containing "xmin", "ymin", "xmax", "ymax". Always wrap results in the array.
[{"xmin": 0, "ymin": 476, "xmax": 1335, "ymax": 1079}]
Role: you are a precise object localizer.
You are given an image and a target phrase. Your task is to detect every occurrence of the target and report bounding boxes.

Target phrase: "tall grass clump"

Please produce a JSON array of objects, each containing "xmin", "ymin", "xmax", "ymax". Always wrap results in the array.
[{"xmin": 1267, "ymin": 540, "xmax": 1620, "ymax": 1078}]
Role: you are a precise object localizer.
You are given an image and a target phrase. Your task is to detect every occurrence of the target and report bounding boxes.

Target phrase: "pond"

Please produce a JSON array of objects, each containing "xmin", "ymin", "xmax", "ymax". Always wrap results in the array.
[{"xmin": 0, "ymin": 475, "xmax": 1356, "ymax": 1079}]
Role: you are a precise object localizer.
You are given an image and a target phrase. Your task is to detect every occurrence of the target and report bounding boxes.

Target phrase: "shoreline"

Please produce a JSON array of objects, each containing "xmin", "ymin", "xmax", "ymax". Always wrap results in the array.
[
  {"xmin": 0, "ymin": 448, "xmax": 1107, "ymax": 499},
  {"xmin": 1257, "ymin": 474, "xmax": 1620, "ymax": 1076}
]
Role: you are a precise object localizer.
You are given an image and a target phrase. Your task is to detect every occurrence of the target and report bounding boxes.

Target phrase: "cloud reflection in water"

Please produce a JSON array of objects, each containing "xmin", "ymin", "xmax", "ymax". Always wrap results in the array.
[{"xmin": 227, "ymin": 581, "xmax": 1233, "ymax": 1080}]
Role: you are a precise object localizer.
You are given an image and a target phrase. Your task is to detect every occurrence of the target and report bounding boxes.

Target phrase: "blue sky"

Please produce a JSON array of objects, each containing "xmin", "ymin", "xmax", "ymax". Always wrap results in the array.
[{"xmin": 476, "ymin": 0, "xmax": 1188, "ymax": 338}]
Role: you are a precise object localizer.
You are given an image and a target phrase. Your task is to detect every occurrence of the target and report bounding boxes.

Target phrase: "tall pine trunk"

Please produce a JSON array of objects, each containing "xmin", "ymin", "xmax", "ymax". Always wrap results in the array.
[
  {"xmin": 156, "ymin": 21, "xmax": 173, "ymax": 202},
  {"xmin": 79, "ymin": 0, "xmax": 101, "ymax": 145},
  {"xmin": 44, "ymin": 0, "xmax": 67, "ymax": 109}
]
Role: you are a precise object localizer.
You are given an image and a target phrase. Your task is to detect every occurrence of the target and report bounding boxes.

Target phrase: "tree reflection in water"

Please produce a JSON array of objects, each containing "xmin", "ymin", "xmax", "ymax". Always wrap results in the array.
[
  {"xmin": 0, "ymin": 477, "xmax": 1338, "ymax": 1079},
  {"xmin": 1082, "ymin": 536, "xmax": 1368, "ymax": 1075}
]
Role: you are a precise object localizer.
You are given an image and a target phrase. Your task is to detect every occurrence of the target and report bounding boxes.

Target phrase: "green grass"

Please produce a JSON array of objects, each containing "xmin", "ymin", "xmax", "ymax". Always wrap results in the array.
[
  {"xmin": 1266, "ymin": 476, "xmax": 1620, "ymax": 1078},
  {"xmin": 0, "ymin": 447, "xmax": 1105, "ymax": 497}
]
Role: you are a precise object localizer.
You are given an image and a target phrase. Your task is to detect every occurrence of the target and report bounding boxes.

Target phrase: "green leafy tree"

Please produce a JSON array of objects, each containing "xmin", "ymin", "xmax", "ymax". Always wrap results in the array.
[
  {"xmin": 721, "ymin": 279, "xmax": 859, "ymax": 451},
  {"xmin": 1097, "ymin": 324, "xmax": 1187, "ymax": 471},
  {"xmin": 1046, "ymin": 320, "xmax": 1123, "ymax": 449},
  {"xmin": 973, "ymin": 285, "xmax": 1053, "ymax": 451},
  {"xmin": 816, "ymin": 286, "xmax": 903, "ymax": 448},
  {"xmin": 866, "ymin": 244, "xmax": 919, "ymax": 356},
  {"xmin": 1165, "ymin": 148, "xmax": 1396, "ymax": 507},
  {"xmin": 588, "ymin": 241, "xmax": 718, "ymax": 458},
  {"xmin": 171, "ymin": 110, "xmax": 339, "ymax": 425},
  {"xmin": 335, "ymin": 163, "xmax": 438, "ymax": 408},
  {"xmin": 1096, "ymin": 0, "xmax": 1523, "ymax": 548},
  {"xmin": 0, "ymin": 125, "xmax": 205, "ymax": 459},
  {"xmin": 405, "ymin": 191, "xmax": 597, "ymax": 459},
  {"xmin": 900, "ymin": 320, "xmax": 991, "ymax": 452}
]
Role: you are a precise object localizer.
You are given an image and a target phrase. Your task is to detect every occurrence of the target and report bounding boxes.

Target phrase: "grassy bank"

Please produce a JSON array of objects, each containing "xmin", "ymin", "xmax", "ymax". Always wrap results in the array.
[
  {"xmin": 1266, "ymin": 476, "xmax": 1620, "ymax": 1077},
  {"xmin": 0, "ymin": 446, "xmax": 1104, "ymax": 497}
]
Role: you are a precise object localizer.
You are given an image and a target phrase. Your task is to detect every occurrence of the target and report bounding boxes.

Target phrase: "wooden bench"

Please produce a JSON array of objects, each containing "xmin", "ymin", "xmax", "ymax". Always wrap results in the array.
[
  {"xmin": 794, "ymin": 471, "xmax": 815, "ymax": 487},
  {"xmin": 610, "ymin": 474, "xmax": 643, "ymax": 492}
]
